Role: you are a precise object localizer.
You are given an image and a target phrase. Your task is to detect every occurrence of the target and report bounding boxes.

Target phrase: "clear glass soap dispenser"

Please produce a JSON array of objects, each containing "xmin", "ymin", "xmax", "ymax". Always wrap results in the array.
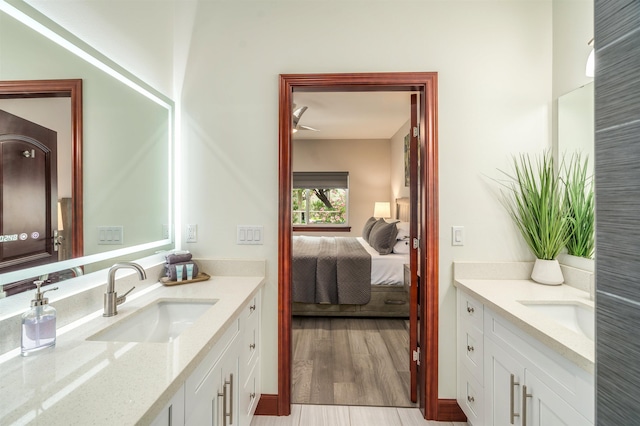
[{"xmin": 21, "ymin": 280, "xmax": 58, "ymax": 356}]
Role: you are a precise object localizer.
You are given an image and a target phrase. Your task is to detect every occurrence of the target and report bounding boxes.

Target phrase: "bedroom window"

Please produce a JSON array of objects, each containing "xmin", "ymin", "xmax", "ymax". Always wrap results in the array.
[{"xmin": 292, "ymin": 172, "xmax": 349, "ymax": 227}]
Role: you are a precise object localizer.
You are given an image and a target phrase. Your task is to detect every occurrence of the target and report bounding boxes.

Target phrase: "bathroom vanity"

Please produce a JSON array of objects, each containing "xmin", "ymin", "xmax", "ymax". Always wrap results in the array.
[
  {"xmin": 454, "ymin": 263, "xmax": 594, "ymax": 426},
  {"xmin": 0, "ymin": 264, "xmax": 264, "ymax": 425}
]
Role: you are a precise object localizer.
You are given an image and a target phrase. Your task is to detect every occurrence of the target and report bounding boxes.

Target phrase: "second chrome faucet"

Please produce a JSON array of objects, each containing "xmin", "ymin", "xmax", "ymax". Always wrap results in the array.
[{"xmin": 103, "ymin": 262, "xmax": 147, "ymax": 317}]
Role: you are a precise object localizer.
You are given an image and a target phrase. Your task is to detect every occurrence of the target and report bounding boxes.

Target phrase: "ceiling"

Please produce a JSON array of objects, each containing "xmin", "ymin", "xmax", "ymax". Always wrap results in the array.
[{"xmin": 292, "ymin": 91, "xmax": 413, "ymax": 140}]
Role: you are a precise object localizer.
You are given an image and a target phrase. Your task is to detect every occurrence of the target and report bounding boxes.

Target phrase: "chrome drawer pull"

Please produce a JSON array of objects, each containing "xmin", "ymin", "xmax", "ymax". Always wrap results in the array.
[
  {"xmin": 467, "ymin": 345, "xmax": 474, "ymax": 353},
  {"xmin": 467, "ymin": 395, "xmax": 475, "ymax": 403},
  {"xmin": 467, "ymin": 306, "xmax": 475, "ymax": 314},
  {"xmin": 522, "ymin": 385, "xmax": 532, "ymax": 425},
  {"xmin": 510, "ymin": 374, "xmax": 520, "ymax": 424},
  {"xmin": 249, "ymin": 304, "xmax": 256, "ymax": 312},
  {"xmin": 250, "ymin": 343, "xmax": 256, "ymax": 350}
]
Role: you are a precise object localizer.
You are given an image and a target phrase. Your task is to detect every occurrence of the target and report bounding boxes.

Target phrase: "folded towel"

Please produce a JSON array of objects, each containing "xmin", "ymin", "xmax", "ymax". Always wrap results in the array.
[
  {"xmin": 165, "ymin": 262, "xmax": 199, "ymax": 281},
  {"xmin": 165, "ymin": 252, "xmax": 192, "ymax": 264}
]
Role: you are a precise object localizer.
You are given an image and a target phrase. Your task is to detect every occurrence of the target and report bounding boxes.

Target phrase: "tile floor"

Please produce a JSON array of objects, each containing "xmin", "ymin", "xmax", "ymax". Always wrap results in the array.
[{"xmin": 250, "ymin": 404, "xmax": 468, "ymax": 426}]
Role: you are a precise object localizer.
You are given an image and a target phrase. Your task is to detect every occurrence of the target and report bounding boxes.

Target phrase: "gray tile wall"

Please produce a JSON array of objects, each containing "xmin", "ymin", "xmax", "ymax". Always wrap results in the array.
[{"xmin": 595, "ymin": 1, "xmax": 640, "ymax": 424}]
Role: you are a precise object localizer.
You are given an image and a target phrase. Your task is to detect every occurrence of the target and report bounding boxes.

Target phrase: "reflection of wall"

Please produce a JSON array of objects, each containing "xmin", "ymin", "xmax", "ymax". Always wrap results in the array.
[
  {"xmin": 390, "ymin": 119, "xmax": 411, "ymax": 201},
  {"xmin": 558, "ymin": 83, "xmax": 594, "ymax": 176},
  {"xmin": 0, "ymin": 13, "xmax": 170, "ymax": 264},
  {"xmin": 0, "ymin": 98, "xmax": 72, "ymax": 198},
  {"xmin": 293, "ymin": 139, "xmax": 391, "ymax": 237}
]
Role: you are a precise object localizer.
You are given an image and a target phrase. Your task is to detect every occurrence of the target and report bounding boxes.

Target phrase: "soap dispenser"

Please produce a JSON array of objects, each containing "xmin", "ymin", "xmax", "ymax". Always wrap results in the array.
[{"xmin": 21, "ymin": 281, "xmax": 58, "ymax": 356}]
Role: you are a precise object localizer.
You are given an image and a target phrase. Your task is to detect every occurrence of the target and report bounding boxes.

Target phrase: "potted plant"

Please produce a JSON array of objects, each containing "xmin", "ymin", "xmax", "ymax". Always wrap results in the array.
[
  {"xmin": 563, "ymin": 153, "xmax": 595, "ymax": 259},
  {"xmin": 498, "ymin": 152, "xmax": 570, "ymax": 285}
]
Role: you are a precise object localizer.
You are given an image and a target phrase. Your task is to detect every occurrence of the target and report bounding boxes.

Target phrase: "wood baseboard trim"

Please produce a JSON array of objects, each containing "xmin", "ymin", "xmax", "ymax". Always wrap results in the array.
[
  {"xmin": 437, "ymin": 399, "xmax": 467, "ymax": 422},
  {"xmin": 255, "ymin": 394, "xmax": 279, "ymax": 416}
]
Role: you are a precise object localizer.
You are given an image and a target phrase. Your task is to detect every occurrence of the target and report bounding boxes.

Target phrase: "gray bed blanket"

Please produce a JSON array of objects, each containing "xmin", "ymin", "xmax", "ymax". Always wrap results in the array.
[{"xmin": 292, "ymin": 236, "xmax": 371, "ymax": 305}]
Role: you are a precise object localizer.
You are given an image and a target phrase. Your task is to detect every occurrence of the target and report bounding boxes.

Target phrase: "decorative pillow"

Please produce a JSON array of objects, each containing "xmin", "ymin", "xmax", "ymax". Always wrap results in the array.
[
  {"xmin": 362, "ymin": 216, "xmax": 378, "ymax": 242},
  {"xmin": 368, "ymin": 219, "xmax": 399, "ymax": 255},
  {"xmin": 392, "ymin": 238, "xmax": 410, "ymax": 254},
  {"xmin": 396, "ymin": 221, "xmax": 410, "ymax": 240}
]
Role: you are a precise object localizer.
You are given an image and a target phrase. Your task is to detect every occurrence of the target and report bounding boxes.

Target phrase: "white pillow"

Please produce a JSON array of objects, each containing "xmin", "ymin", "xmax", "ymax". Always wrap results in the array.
[
  {"xmin": 393, "ymin": 239, "xmax": 410, "ymax": 254},
  {"xmin": 396, "ymin": 221, "xmax": 410, "ymax": 240}
]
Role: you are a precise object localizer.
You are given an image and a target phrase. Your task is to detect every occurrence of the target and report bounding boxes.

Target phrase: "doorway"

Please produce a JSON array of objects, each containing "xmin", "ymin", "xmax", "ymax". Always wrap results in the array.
[{"xmin": 277, "ymin": 73, "xmax": 441, "ymax": 419}]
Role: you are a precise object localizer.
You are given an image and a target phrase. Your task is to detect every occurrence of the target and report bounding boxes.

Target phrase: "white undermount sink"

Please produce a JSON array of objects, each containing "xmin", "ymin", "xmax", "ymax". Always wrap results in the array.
[
  {"xmin": 88, "ymin": 299, "xmax": 218, "ymax": 343},
  {"xmin": 519, "ymin": 301, "xmax": 594, "ymax": 341}
]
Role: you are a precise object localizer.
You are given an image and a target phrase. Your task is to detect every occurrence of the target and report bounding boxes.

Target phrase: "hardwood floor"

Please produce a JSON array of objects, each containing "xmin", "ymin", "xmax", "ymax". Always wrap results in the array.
[
  {"xmin": 292, "ymin": 317, "xmax": 415, "ymax": 407},
  {"xmin": 251, "ymin": 405, "xmax": 469, "ymax": 426}
]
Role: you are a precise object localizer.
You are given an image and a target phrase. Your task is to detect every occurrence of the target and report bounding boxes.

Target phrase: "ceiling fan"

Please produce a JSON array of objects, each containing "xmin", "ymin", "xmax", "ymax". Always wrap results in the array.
[{"xmin": 292, "ymin": 104, "xmax": 319, "ymax": 133}]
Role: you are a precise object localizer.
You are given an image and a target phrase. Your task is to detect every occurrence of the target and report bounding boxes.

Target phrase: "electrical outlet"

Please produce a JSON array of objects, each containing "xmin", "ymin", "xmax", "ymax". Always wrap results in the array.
[{"xmin": 186, "ymin": 224, "xmax": 197, "ymax": 243}]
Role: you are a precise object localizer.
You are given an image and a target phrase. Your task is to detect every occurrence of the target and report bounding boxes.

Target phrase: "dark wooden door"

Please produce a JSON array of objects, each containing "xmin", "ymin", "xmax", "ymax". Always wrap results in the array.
[
  {"xmin": 409, "ymin": 93, "xmax": 421, "ymax": 404},
  {"xmin": 0, "ymin": 109, "xmax": 58, "ymax": 272}
]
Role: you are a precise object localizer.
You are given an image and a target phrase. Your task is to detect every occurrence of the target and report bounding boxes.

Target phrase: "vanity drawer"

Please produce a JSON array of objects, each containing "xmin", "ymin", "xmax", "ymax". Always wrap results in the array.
[
  {"xmin": 457, "ymin": 366, "xmax": 483, "ymax": 425},
  {"xmin": 460, "ymin": 322, "xmax": 484, "ymax": 385},
  {"xmin": 241, "ymin": 291, "xmax": 261, "ymax": 369},
  {"xmin": 458, "ymin": 290, "xmax": 483, "ymax": 332},
  {"xmin": 240, "ymin": 360, "xmax": 260, "ymax": 423}
]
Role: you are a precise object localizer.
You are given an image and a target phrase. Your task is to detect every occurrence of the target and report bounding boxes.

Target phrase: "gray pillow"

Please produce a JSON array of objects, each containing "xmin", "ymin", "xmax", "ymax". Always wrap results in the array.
[
  {"xmin": 368, "ymin": 219, "xmax": 399, "ymax": 255},
  {"xmin": 362, "ymin": 217, "xmax": 378, "ymax": 242}
]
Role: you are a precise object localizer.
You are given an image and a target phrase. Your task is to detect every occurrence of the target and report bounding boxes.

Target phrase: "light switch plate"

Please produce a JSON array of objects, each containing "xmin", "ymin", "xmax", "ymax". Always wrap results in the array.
[
  {"xmin": 237, "ymin": 226, "xmax": 264, "ymax": 245},
  {"xmin": 452, "ymin": 226, "xmax": 464, "ymax": 246},
  {"xmin": 98, "ymin": 226, "xmax": 123, "ymax": 245}
]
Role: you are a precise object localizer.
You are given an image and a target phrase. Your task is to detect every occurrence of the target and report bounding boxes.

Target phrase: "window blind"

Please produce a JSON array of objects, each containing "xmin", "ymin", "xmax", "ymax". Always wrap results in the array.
[{"xmin": 293, "ymin": 172, "xmax": 349, "ymax": 189}]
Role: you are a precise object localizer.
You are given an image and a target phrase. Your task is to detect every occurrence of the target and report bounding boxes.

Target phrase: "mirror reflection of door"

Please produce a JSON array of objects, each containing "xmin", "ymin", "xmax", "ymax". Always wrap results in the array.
[{"xmin": 0, "ymin": 109, "xmax": 58, "ymax": 276}]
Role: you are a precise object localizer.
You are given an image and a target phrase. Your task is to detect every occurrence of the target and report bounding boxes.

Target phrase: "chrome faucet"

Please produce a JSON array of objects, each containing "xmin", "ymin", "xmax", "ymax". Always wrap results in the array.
[{"xmin": 103, "ymin": 262, "xmax": 147, "ymax": 317}]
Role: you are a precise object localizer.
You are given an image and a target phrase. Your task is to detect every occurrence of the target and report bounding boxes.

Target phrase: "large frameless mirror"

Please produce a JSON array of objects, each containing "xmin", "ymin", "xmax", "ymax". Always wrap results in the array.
[{"xmin": 0, "ymin": 0, "xmax": 174, "ymax": 296}]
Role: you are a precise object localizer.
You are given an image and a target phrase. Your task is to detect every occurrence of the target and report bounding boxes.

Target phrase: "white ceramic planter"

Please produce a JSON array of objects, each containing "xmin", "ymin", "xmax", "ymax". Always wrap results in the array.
[{"xmin": 531, "ymin": 258, "xmax": 564, "ymax": 285}]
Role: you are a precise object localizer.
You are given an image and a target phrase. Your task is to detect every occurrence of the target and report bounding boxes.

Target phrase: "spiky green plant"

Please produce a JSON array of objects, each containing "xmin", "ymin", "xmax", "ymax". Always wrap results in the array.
[
  {"xmin": 498, "ymin": 153, "xmax": 570, "ymax": 260},
  {"xmin": 563, "ymin": 153, "xmax": 595, "ymax": 258}
]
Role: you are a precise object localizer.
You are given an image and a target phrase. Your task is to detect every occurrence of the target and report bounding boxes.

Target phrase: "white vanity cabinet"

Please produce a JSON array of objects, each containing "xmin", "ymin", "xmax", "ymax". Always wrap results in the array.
[
  {"xmin": 238, "ymin": 291, "xmax": 261, "ymax": 426},
  {"xmin": 152, "ymin": 289, "xmax": 262, "ymax": 426},
  {"xmin": 457, "ymin": 291, "xmax": 593, "ymax": 426}
]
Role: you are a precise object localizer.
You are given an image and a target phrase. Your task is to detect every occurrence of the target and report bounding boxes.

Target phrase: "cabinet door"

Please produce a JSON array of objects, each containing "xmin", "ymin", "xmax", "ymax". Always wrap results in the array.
[
  {"xmin": 523, "ymin": 371, "xmax": 591, "ymax": 426},
  {"xmin": 185, "ymin": 361, "xmax": 223, "ymax": 426},
  {"xmin": 485, "ymin": 339, "xmax": 525, "ymax": 426},
  {"xmin": 151, "ymin": 384, "xmax": 185, "ymax": 426},
  {"xmin": 219, "ymin": 337, "xmax": 241, "ymax": 426}
]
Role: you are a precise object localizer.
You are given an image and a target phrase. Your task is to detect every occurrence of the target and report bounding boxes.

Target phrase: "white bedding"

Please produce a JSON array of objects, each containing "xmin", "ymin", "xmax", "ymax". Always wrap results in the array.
[{"xmin": 356, "ymin": 237, "xmax": 408, "ymax": 285}]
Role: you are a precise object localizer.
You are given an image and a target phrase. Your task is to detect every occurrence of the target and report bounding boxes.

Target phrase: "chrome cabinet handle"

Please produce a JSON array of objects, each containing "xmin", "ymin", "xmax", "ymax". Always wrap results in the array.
[
  {"xmin": 217, "ymin": 384, "xmax": 227, "ymax": 426},
  {"xmin": 249, "ymin": 304, "xmax": 256, "ymax": 313},
  {"xmin": 228, "ymin": 374, "xmax": 234, "ymax": 425},
  {"xmin": 467, "ymin": 306, "xmax": 475, "ymax": 314},
  {"xmin": 467, "ymin": 395, "xmax": 475, "ymax": 403},
  {"xmin": 510, "ymin": 374, "xmax": 520, "ymax": 424},
  {"xmin": 467, "ymin": 345, "xmax": 474, "ymax": 353},
  {"xmin": 522, "ymin": 384, "xmax": 532, "ymax": 425},
  {"xmin": 250, "ymin": 343, "xmax": 256, "ymax": 350}
]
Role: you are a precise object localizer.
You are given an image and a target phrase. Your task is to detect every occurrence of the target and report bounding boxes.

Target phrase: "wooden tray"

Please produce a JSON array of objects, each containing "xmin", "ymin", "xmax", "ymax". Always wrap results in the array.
[{"xmin": 160, "ymin": 272, "xmax": 211, "ymax": 286}]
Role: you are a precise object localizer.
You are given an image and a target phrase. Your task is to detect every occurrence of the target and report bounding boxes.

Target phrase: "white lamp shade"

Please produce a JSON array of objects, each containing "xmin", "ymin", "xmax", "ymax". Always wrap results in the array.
[{"xmin": 373, "ymin": 202, "xmax": 391, "ymax": 219}]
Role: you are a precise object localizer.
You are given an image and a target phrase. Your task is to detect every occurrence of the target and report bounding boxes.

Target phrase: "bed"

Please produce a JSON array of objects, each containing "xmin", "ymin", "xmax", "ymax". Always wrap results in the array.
[{"xmin": 292, "ymin": 198, "xmax": 411, "ymax": 318}]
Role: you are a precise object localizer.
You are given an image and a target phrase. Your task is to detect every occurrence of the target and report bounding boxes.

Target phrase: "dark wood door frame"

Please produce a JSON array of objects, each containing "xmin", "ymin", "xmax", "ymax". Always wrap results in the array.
[
  {"xmin": 0, "ymin": 79, "xmax": 83, "ymax": 259},
  {"xmin": 274, "ymin": 72, "xmax": 448, "ymax": 420}
]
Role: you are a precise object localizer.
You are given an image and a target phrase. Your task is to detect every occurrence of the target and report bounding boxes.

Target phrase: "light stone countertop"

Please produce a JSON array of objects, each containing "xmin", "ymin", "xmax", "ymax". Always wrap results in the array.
[
  {"xmin": 0, "ymin": 274, "xmax": 265, "ymax": 425},
  {"xmin": 454, "ymin": 278, "xmax": 594, "ymax": 374}
]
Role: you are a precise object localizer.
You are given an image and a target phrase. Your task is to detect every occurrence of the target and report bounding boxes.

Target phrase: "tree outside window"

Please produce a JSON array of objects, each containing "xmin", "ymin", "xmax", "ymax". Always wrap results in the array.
[{"xmin": 292, "ymin": 188, "xmax": 347, "ymax": 225}]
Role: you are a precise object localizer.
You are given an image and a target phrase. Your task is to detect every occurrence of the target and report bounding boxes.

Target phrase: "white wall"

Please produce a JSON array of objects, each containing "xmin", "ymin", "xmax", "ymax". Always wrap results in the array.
[
  {"xmin": 23, "ymin": 0, "xmax": 556, "ymax": 400},
  {"xmin": 181, "ymin": 0, "xmax": 553, "ymax": 398},
  {"xmin": 293, "ymin": 138, "xmax": 391, "ymax": 237}
]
